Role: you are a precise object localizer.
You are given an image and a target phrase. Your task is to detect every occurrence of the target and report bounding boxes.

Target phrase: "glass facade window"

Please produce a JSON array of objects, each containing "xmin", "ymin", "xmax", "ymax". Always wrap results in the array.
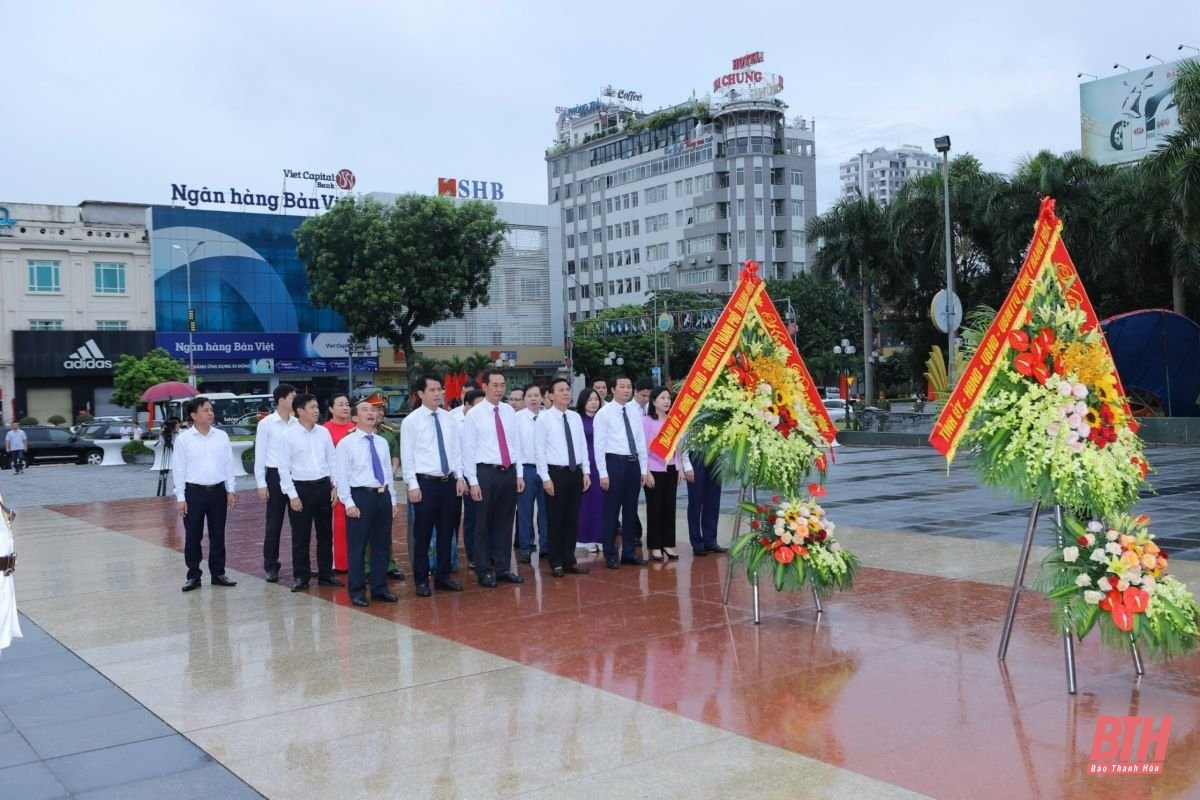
[
  {"xmin": 30, "ymin": 319, "xmax": 64, "ymax": 331},
  {"xmin": 96, "ymin": 320, "xmax": 128, "ymax": 330},
  {"xmin": 94, "ymin": 262, "xmax": 127, "ymax": 294},
  {"xmin": 28, "ymin": 260, "xmax": 61, "ymax": 293}
]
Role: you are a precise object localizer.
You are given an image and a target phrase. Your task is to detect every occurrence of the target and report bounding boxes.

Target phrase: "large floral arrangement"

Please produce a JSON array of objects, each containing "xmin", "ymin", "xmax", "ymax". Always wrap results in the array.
[
  {"xmin": 964, "ymin": 268, "xmax": 1149, "ymax": 519},
  {"xmin": 1036, "ymin": 512, "xmax": 1200, "ymax": 660},
  {"xmin": 731, "ymin": 493, "xmax": 859, "ymax": 595},
  {"xmin": 688, "ymin": 321, "xmax": 828, "ymax": 494}
]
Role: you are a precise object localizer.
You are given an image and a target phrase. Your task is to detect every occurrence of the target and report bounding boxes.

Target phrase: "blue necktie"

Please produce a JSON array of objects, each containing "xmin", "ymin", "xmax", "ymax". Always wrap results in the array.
[
  {"xmin": 365, "ymin": 434, "xmax": 387, "ymax": 485},
  {"xmin": 432, "ymin": 412, "xmax": 450, "ymax": 476}
]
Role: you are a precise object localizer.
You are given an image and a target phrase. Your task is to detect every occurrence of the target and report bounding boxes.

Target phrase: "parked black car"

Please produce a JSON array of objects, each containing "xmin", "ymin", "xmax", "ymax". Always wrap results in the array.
[{"xmin": 20, "ymin": 425, "xmax": 105, "ymax": 466}]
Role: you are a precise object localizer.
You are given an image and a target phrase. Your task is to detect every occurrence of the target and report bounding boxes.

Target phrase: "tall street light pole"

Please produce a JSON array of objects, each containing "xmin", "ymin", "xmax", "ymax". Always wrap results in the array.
[
  {"xmin": 934, "ymin": 135, "xmax": 956, "ymax": 387},
  {"xmin": 172, "ymin": 241, "xmax": 205, "ymax": 387}
]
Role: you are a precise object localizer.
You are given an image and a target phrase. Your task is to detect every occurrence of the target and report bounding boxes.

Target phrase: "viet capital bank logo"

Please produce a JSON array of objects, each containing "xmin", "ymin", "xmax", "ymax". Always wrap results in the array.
[
  {"xmin": 63, "ymin": 339, "xmax": 112, "ymax": 370},
  {"xmin": 1088, "ymin": 715, "xmax": 1171, "ymax": 774}
]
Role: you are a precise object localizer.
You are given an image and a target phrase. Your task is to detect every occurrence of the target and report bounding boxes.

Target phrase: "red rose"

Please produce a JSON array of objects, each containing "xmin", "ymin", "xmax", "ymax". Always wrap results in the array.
[{"xmin": 750, "ymin": 519, "xmax": 760, "ymax": 530}]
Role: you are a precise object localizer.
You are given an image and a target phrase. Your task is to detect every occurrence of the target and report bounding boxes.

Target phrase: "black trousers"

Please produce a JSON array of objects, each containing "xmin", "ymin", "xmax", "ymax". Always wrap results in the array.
[
  {"xmin": 412, "ymin": 476, "xmax": 456, "ymax": 582},
  {"xmin": 347, "ymin": 488, "xmax": 393, "ymax": 600},
  {"xmin": 183, "ymin": 484, "xmax": 228, "ymax": 580},
  {"xmin": 262, "ymin": 467, "xmax": 289, "ymax": 572},
  {"xmin": 546, "ymin": 466, "xmax": 583, "ymax": 568},
  {"xmin": 288, "ymin": 477, "xmax": 334, "ymax": 579},
  {"xmin": 644, "ymin": 466, "xmax": 679, "ymax": 549},
  {"xmin": 474, "ymin": 464, "xmax": 517, "ymax": 575},
  {"xmin": 603, "ymin": 455, "xmax": 642, "ymax": 560}
]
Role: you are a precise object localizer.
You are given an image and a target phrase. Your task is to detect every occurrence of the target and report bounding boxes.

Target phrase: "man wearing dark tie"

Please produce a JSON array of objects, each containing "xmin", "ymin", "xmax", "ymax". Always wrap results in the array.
[
  {"xmin": 400, "ymin": 375, "xmax": 466, "ymax": 597},
  {"xmin": 535, "ymin": 377, "xmax": 592, "ymax": 578},
  {"xmin": 334, "ymin": 401, "xmax": 400, "ymax": 607},
  {"xmin": 254, "ymin": 383, "xmax": 297, "ymax": 583},
  {"xmin": 173, "ymin": 397, "xmax": 238, "ymax": 592},
  {"xmin": 594, "ymin": 376, "xmax": 650, "ymax": 569},
  {"xmin": 461, "ymin": 369, "xmax": 525, "ymax": 588},
  {"xmin": 277, "ymin": 393, "xmax": 343, "ymax": 592}
]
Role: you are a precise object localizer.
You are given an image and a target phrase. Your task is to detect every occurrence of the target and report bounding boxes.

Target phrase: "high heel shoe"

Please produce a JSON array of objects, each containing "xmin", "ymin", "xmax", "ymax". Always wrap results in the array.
[
  {"xmin": 650, "ymin": 549, "xmax": 667, "ymax": 562},
  {"xmin": 663, "ymin": 549, "xmax": 679, "ymax": 561}
]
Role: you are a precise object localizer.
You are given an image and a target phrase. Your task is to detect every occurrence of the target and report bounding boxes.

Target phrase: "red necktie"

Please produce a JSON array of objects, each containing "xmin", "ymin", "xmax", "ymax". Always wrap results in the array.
[{"xmin": 494, "ymin": 406, "xmax": 512, "ymax": 468}]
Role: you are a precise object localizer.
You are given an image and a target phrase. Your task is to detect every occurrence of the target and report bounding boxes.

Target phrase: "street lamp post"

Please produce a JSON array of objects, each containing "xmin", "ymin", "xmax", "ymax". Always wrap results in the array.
[
  {"xmin": 172, "ymin": 241, "xmax": 205, "ymax": 387},
  {"xmin": 833, "ymin": 338, "xmax": 856, "ymax": 426},
  {"xmin": 934, "ymin": 135, "xmax": 956, "ymax": 387},
  {"xmin": 603, "ymin": 351, "xmax": 624, "ymax": 369}
]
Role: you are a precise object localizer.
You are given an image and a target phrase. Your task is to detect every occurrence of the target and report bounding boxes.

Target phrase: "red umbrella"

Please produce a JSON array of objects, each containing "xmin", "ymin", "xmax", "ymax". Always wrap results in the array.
[{"xmin": 140, "ymin": 381, "xmax": 198, "ymax": 403}]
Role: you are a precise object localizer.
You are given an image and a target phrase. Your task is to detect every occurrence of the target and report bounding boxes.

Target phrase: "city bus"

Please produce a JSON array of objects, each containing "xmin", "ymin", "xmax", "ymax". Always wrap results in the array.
[{"xmin": 162, "ymin": 393, "xmax": 276, "ymax": 424}]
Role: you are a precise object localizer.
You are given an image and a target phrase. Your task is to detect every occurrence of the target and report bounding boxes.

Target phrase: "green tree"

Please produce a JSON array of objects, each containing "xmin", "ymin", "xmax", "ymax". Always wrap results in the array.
[
  {"xmin": 765, "ymin": 273, "xmax": 862, "ymax": 386},
  {"xmin": 295, "ymin": 194, "xmax": 508, "ymax": 365},
  {"xmin": 110, "ymin": 348, "xmax": 188, "ymax": 408},
  {"xmin": 806, "ymin": 194, "xmax": 895, "ymax": 401}
]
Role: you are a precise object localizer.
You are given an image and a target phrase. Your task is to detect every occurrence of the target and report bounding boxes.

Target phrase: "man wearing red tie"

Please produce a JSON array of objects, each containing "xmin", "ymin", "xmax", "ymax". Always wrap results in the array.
[
  {"xmin": 334, "ymin": 401, "xmax": 400, "ymax": 607},
  {"xmin": 400, "ymin": 375, "xmax": 466, "ymax": 597},
  {"xmin": 535, "ymin": 377, "xmax": 592, "ymax": 578},
  {"xmin": 461, "ymin": 369, "xmax": 525, "ymax": 588}
]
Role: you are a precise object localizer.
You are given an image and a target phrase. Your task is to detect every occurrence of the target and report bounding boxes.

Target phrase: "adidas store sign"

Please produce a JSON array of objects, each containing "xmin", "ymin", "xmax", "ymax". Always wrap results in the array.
[{"xmin": 64, "ymin": 339, "xmax": 113, "ymax": 370}]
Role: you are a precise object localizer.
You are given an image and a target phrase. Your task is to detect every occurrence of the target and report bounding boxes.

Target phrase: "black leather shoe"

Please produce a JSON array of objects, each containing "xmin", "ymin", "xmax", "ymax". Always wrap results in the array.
[
  {"xmin": 317, "ymin": 575, "xmax": 344, "ymax": 587},
  {"xmin": 606, "ymin": 558, "xmax": 620, "ymax": 569},
  {"xmin": 565, "ymin": 565, "xmax": 591, "ymax": 575},
  {"xmin": 181, "ymin": 578, "xmax": 201, "ymax": 592},
  {"xmin": 351, "ymin": 596, "xmax": 369, "ymax": 607},
  {"xmin": 621, "ymin": 556, "xmax": 648, "ymax": 566},
  {"xmin": 706, "ymin": 544, "xmax": 729, "ymax": 554},
  {"xmin": 415, "ymin": 582, "xmax": 432, "ymax": 597},
  {"xmin": 211, "ymin": 574, "xmax": 237, "ymax": 587},
  {"xmin": 372, "ymin": 592, "xmax": 399, "ymax": 602},
  {"xmin": 434, "ymin": 578, "xmax": 463, "ymax": 592},
  {"xmin": 551, "ymin": 566, "xmax": 565, "ymax": 578},
  {"xmin": 290, "ymin": 578, "xmax": 310, "ymax": 592},
  {"xmin": 517, "ymin": 552, "xmax": 532, "ymax": 564},
  {"xmin": 265, "ymin": 568, "xmax": 279, "ymax": 583},
  {"xmin": 693, "ymin": 549, "xmax": 709, "ymax": 557},
  {"xmin": 478, "ymin": 572, "xmax": 498, "ymax": 588},
  {"xmin": 496, "ymin": 571, "xmax": 525, "ymax": 584},
  {"xmin": 387, "ymin": 569, "xmax": 406, "ymax": 581}
]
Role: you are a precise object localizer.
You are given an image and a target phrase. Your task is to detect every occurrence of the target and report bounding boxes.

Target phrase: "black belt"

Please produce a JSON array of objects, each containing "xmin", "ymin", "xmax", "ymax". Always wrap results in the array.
[
  {"xmin": 351, "ymin": 486, "xmax": 388, "ymax": 493},
  {"xmin": 186, "ymin": 482, "xmax": 225, "ymax": 492},
  {"xmin": 293, "ymin": 477, "xmax": 331, "ymax": 486},
  {"xmin": 0, "ymin": 553, "xmax": 14, "ymax": 575},
  {"xmin": 417, "ymin": 473, "xmax": 451, "ymax": 482},
  {"xmin": 478, "ymin": 463, "xmax": 512, "ymax": 472},
  {"xmin": 606, "ymin": 454, "xmax": 639, "ymax": 462},
  {"xmin": 548, "ymin": 465, "xmax": 582, "ymax": 473}
]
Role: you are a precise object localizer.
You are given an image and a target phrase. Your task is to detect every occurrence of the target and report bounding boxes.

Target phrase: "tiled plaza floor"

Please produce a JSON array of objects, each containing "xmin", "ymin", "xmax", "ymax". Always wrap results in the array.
[{"xmin": 2, "ymin": 445, "xmax": 1199, "ymax": 798}]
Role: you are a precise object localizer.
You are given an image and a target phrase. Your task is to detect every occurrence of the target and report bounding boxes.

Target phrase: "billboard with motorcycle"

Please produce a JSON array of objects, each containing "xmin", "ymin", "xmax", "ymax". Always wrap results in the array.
[{"xmin": 1080, "ymin": 61, "xmax": 1181, "ymax": 166}]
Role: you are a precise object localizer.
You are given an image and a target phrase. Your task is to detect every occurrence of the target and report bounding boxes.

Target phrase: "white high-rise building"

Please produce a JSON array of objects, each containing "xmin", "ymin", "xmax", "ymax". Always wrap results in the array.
[
  {"xmin": 838, "ymin": 145, "xmax": 941, "ymax": 206},
  {"xmin": 546, "ymin": 60, "xmax": 816, "ymax": 326}
]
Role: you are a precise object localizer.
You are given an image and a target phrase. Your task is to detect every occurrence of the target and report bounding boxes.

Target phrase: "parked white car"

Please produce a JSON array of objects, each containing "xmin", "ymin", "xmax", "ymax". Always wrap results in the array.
[{"xmin": 823, "ymin": 399, "xmax": 848, "ymax": 422}]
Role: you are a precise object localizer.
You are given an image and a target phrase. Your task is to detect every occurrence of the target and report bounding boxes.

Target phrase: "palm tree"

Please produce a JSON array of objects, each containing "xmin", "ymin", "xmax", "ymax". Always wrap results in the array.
[
  {"xmin": 805, "ymin": 193, "xmax": 894, "ymax": 401},
  {"xmin": 1147, "ymin": 57, "xmax": 1200, "ymax": 314},
  {"xmin": 464, "ymin": 352, "xmax": 493, "ymax": 382}
]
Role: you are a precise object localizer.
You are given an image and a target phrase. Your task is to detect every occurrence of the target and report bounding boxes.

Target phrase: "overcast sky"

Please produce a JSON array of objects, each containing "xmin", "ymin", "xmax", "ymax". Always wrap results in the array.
[{"xmin": 7, "ymin": 1, "xmax": 1198, "ymax": 214}]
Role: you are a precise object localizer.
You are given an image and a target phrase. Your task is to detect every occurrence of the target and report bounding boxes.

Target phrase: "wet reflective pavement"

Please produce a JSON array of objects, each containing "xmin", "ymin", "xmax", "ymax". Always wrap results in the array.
[{"xmin": 4, "ymin": 446, "xmax": 1199, "ymax": 799}]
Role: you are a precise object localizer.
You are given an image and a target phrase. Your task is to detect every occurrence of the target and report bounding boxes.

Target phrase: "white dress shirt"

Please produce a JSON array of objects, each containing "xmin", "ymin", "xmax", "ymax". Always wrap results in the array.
[
  {"xmin": 514, "ymin": 408, "xmax": 540, "ymax": 473},
  {"xmin": 334, "ymin": 427, "xmax": 399, "ymax": 509},
  {"xmin": 171, "ymin": 426, "xmax": 235, "ymax": 501},
  {"xmin": 400, "ymin": 406, "xmax": 463, "ymax": 488},
  {"xmin": 253, "ymin": 411, "xmax": 298, "ymax": 488},
  {"xmin": 460, "ymin": 400, "xmax": 523, "ymax": 487},
  {"xmin": 277, "ymin": 423, "xmax": 336, "ymax": 499},
  {"xmin": 592, "ymin": 400, "xmax": 649, "ymax": 479},
  {"xmin": 535, "ymin": 406, "xmax": 591, "ymax": 482}
]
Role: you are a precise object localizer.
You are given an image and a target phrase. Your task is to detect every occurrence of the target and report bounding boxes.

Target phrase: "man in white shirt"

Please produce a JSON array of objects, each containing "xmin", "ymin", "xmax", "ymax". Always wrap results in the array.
[
  {"xmin": 515, "ymin": 384, "xmax": 548, "ymax": 564},
  {"xmin": 4, "ymin": 423, "xmax": 27, "ymax": 474},
  {"xmin": 401, "ymin": 375, "xmax": 466, "ymax": 597},
  {"xmin": 172, "ymin": 397, "xmax": 237, "ymax": 592},
  {"xmin": 594, "ymin": 376, "xmax": 650, "ymax": 569},
  {"xmin": 118, "ymin": 422, "xmax": 134, "ymax": 439},
  {"xmin": 277, "ymin": 393, "xmax": 343, "ymax": 593},
  {"xmin": 254, "ymin": 383, "xmax": 297, "ymax": 583},
  {"xmin": 461, "ymin": 369, "xmax": 526, "ymax": 588},
  {"xmin": 590, "ymin": 377, "xmax": 610, "ymax": 405},
  {"xmin": 536, "ymin": 377, "xmax": 592, "ymax": 578},
  {"xmin": 335, "ymin": 401, "xmax": 400, "ymax": 607}
]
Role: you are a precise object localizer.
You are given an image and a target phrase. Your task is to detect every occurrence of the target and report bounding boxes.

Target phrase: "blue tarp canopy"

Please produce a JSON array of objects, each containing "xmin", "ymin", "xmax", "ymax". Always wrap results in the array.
[{"xmin": 1101, "ymin": 309, "xmax": 1200, "ymax": 417}]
